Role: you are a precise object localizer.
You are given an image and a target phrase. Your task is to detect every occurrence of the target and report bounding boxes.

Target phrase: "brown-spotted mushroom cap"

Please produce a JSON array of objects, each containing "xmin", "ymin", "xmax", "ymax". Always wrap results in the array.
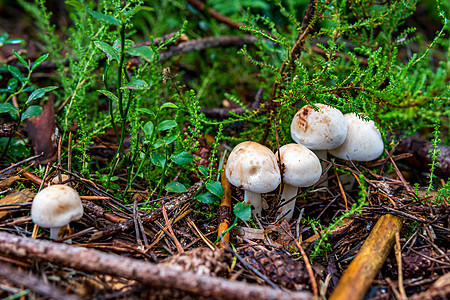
[
  {"xmin": 291, "ymin": 104, "xmax": 347, "ymax": 150},
  {"xmin": 329, "ymin": 113, "xmax": 384, "ymax": 161},
  {"xmin": 275, "ymin": 144, "xmax": 321, "ymax": 221},
  {"xmin": 31, "ymin": 185, "xmax": 83, "ymax": 241},
  {"xmin": 226, "ymin": 141, "xmax": 281, "ymax": 216}
]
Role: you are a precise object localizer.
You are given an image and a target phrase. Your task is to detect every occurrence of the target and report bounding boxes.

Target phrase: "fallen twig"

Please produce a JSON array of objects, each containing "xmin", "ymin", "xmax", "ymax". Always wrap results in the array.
[
  {"xmin": 159, "ymin": 35, "xmax": 258, "ymax": 61},
  {"xmin": 329, "ymin": 214, "xmax": 403, "ymax": 300},
  {"xmin": 0, "ymin": 232, "xmax": 313, "ymax": 300},
  {"xmin": 186, "ymin": 0, "xmax": 247, "ymax": 31},
  {"xmin": 0, "ymin": 153, "xmax": 43, "ymax": 175},
  {"xmin": 0, "ymin": 262, "xmax": 81, "ymax": 300},
  {"xmin": 88, "ymin": 181, "xmax": 203, "ymax": 241}
]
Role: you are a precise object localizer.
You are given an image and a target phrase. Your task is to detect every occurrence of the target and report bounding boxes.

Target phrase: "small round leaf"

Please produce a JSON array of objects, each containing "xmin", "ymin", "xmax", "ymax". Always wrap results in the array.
[
  {"xmin": 206, "ymin": 181, "xmax": 224, "ymax": 198},
  {"xmin": 143, "ymin": 121, "xmax": 154, "ymax": 136},
  {"xmin": 196, "ymin": 191, "xmax": 217, "ymax": 204},
  {"xmin": 170, "ymin": 151, "xmax": 193, "ymax": 165},
  {"xmin": 165, "ymin": 182, "xmax": 187, "ymax": 193},
  {"xmin": 234, "ymin": 202, "xmax": 251, "ymax": 221}
]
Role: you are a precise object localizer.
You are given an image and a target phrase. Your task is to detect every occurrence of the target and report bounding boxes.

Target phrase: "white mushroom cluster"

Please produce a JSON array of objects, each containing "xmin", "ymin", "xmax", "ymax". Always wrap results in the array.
[{"xmin": 226, "ymin": 103, "xmax": 384, "ymax": 221}]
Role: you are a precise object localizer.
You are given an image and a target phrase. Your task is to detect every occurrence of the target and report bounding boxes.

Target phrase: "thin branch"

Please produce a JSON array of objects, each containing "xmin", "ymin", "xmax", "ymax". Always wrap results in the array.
[
  {"xmin": 186, "ymin": 0, "xmax": 247, "ymax": 30},
  {"xmin": 159, "ymin": 35, "xmax": 257, "ymax": 61},
  {"xmin": 0, "ymin": 232, "xmax": 313, "ymax": 300}
]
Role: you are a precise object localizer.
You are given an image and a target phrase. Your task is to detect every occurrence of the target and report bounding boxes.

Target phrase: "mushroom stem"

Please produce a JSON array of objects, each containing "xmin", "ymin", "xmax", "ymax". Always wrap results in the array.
[
  {"xmin": 313, "ymin": 150, "xmax": 328, "ymax": 187},
  {"xmin": 49, "ymin": 225, "xmax": 71, "ymax": 244},
  {"xmin": 277, "ymin": 183, "xmax": 299, "ymax": 221},
  {"xmin": 244, "ymin": 190, "xmax": 262, "ymax": 216}
]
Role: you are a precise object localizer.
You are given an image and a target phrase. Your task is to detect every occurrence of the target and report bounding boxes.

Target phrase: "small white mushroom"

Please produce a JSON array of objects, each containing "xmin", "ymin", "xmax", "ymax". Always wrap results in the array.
[
  {"xmin": 291, "ymin": 104, "xmax": 347, "ymax": 185},
  {"xmin": 51, "ymin": 174, "xmax": 70, "ymax": 185},
  {"xmin": 275, "ymin": 144, "xmax": 322, "ymax": 221},
  {"xmin": 329, "ymin": 113, "xmax": 384, "ymax": 161},
  {"xmin": 31, "ymin": 185, "xmax": 83, "ymax": 243},
  {"xmin": 226, "ymin": 141, "xmax": 281, "ymax": 216}
]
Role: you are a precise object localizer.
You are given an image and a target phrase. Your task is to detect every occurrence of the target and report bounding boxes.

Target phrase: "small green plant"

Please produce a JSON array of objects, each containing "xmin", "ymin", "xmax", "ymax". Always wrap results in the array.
[
  {"xmin": 0, "ymin": 50, "xmax": 57, "ymax": 158},
  {"xmin": 308, "ymin": 174, "xmax": 369, "ymax": 259},
  {"xmin": 435, "ymin": 180, "xmax": 450, "ymax": 203},
  {"xmin": 426, "ymin": 123, "xmax": 442, "ymax": 196}
]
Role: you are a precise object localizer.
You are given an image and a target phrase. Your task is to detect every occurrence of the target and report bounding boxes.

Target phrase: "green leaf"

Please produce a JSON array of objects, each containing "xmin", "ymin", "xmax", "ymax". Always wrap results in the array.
[
  {"xmin": 164, "ymin": 133, "xmax": 179, "ymax": 145},
  {"xmin": 126, "ymin": 46, "xmax": 154, "ymax": 62},
  {"xmin": 160, "ymin": 102, "xmax": 178, "ymax": 109},
  {"xmin": 143, "ymin": 121, "xmax": 154, "ymax": 136},
  {"xmin": 94, "ymin": 41, "xmax": 119, "ymax": 61},
  {"xmin": 157, "ymin": 120, "xmax": 177, "ymax": 131},
  {"xmin": 196, "ymin": 191, "xmax": 217, "ymax": 204},
  {"xmin": 97, "ymin": 90, "xmax": 118, "ymax": 103},
  {"xmin": 7, "ymin": 65, "xmax": 25, "ymax": 83},
  {"xmin": 150, "ymin": 152, "xmax": 166, "ymax": 167},
  {"xmin": 27, "ymin": 86, "xmax": 58, "ymax": 104},
  {"xmin": 122, "ymin": 5, "xmax": 153, "ymax": 17},
  {"xmin": 13, "ymin": 50, "xmax": 28, "ymax": 67},
  {"xmin": 153, "ymin": 139, "xmax": 165, "ymax": 149},
  {"xmin": 170, "ymin": 151, "xmax": 193, "ymax": 165},
  {"xmin": 206, "ymin": 181, "xmax": 224, "ymax": 198},
  {"xmin": 164, "ymin": 182, "xmax": 187, "ymax": 193},
  {"xmin": 21, "ymin": 105, "xmax": 42, "ymax": 121},
  {"xmin": 65, "ymin": 0, "xmax": 84, "ymax": 10},
  {"xmin": 113, "ymin": 39, "xmax": 134, "ymax": 52},
  {"xmin": 136, "ymin": 108, "xmax": 156, "ymax": 118},
  {"xmin": 122, "ymin": 79, "xmax": 151, "ymax": 90},
  {"xmin": 0, "ymin": 103, "xmax": 19, "ymax": 119},
  {"xmin": 31, "ymin": 53, "xmax": 49, "ymax": 71},
  {"xmin": 86, "ymin": 8, "xmax": 120, "ymax": 25},
  {"xmin": 5, "ymin": 39, "xmax": 23, "ymax": 45},
  {"xmin": 6, "ymin": 78, "xmax": 18, "ymax": 92},
  {"xmin": 198, "ymin": 165, "xmax": 209, "ymax": 177},
  {"xmin": 234, "ymin": 202, "xmax": 251, "ymax": 221},
  {"xmin": 0, "ymin": 33, "xmax": 6, "ymax": 45}
]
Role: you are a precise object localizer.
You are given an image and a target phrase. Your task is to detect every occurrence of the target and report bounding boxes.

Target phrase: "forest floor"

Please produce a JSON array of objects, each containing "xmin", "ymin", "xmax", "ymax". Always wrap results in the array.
[{"xmin": 0, "ymin": 1, "xmax": 449, "ymax": 300}]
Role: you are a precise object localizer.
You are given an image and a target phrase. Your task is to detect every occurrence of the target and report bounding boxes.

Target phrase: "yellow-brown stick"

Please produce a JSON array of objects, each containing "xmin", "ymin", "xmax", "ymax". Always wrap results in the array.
[
  {"xmin": 329, "ymin": 214, "xmax": 403, "ymax": 300},
  {"xmin": 217, "ymin": 167, "xmax": 232, "ymax": 248}
]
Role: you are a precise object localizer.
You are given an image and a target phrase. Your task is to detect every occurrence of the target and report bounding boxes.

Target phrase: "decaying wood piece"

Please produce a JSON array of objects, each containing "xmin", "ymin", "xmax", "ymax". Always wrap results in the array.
[
  {"xmin": 329, "ymin": 214, "xmax": 403, "ymax": 300},
  {"xmin": 0, "ymin": 232, "xmax": 313, "ymax": 300}
]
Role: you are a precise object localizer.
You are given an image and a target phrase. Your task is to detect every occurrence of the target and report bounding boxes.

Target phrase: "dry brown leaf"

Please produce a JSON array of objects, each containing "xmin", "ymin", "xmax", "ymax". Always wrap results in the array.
[
  {"xmin": 233, "ymin": 226, "xmax": 270, "ymax": 240},
  {"xmin": 0, "ymin": 189, "xmax": 35, "ymax": 219},
  {"xmin": 0, "ymin": 176, "xmax": 22, "ymax": 189},
  {"xmin": 23, "ymin": 96, "xmax": 57, "ymax": 165}
]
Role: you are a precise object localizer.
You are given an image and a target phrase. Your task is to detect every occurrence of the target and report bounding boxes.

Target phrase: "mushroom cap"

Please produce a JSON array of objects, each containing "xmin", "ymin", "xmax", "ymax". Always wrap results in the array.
[
  {"xmin": 31, "ymin": 185, "xmax": 83, "ymax": 228},
  {"xmin": 291, "ymin": 104, "xmax": 347, "ymax": 150},
  {"xmin": 51, "ymin": 174, "xmax": 70, "ymax": 185},
  {"xmin": 275, "ymin": 144, "xmax": 322, "ymax": 187},
  {"xmin": 328, "ymin": 113, "xmax": 384, "ymax": 161},
  {"xmin": 226, "ymin": 141, "xmax": 281, "ymax": 193}
]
